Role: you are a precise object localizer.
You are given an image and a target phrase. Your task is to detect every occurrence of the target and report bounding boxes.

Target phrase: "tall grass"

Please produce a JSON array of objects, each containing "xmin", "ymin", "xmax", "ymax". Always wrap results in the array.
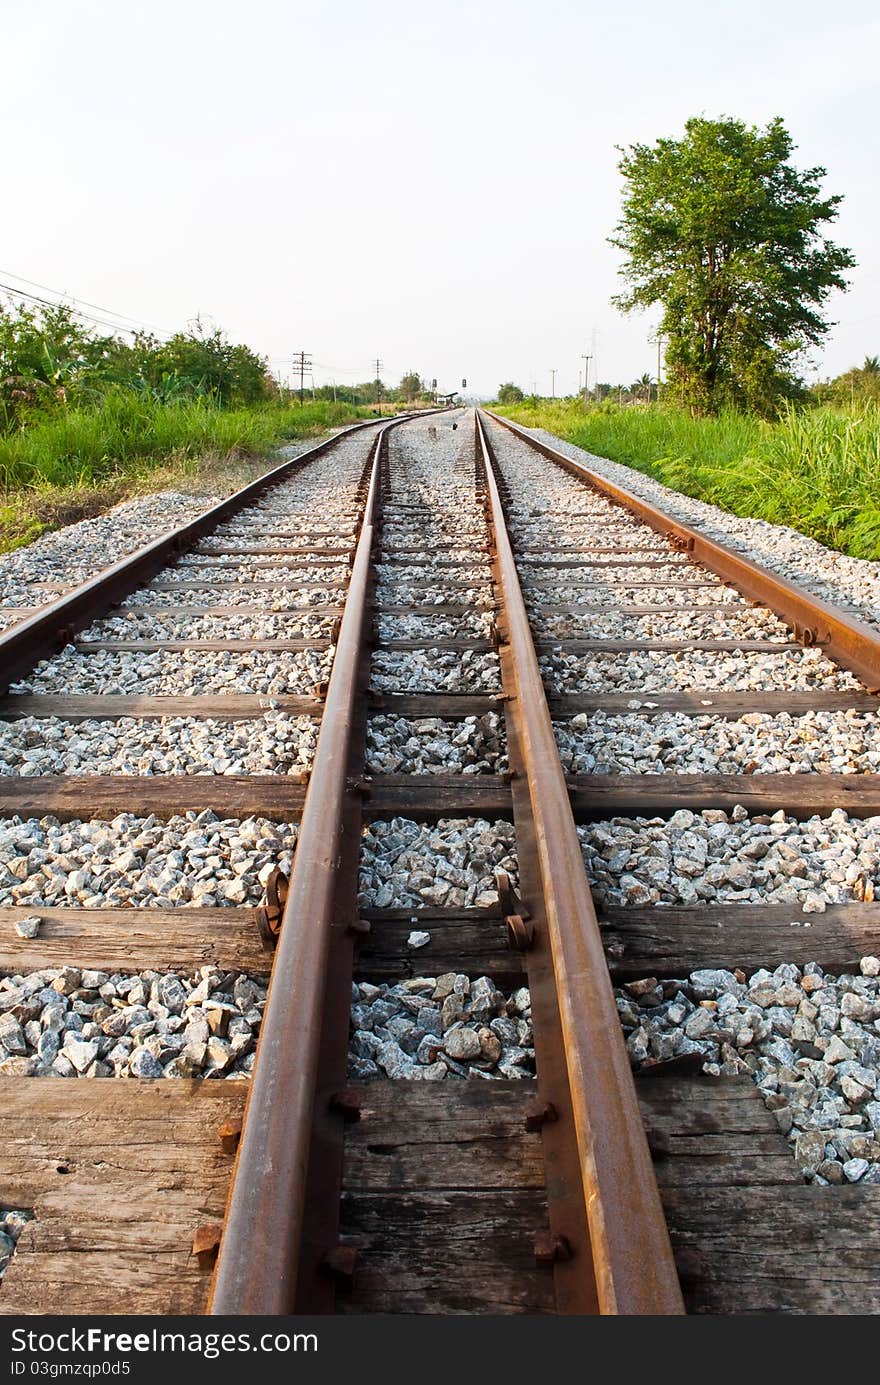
[
  {"xmin": 495, "ymin": 400, "xmax": 880, "ymax": 560},
  {"xmin": 0, "ymin": 393, "xmax": 365, "ymax": 494}
]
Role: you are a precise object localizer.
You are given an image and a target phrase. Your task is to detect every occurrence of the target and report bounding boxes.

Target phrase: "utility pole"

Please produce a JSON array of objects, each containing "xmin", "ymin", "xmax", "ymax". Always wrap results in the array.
[
  {"xmin": 293, "ymin": 350, "xmax": 312, "ymax": 406},
  {"xmin": 374, "ymin": 358, "xmax": 383, "ymax": 407},
  {"xmin": 656, "ymin": 332, "xmax": 662, "ymax": 403},
  {"xmin": 550, "ymin": 369, "xmax": 557, "ymax": 400},
  {"xmin": 582, "ymin": 355, "xmax": 592, "ymax": 407}
]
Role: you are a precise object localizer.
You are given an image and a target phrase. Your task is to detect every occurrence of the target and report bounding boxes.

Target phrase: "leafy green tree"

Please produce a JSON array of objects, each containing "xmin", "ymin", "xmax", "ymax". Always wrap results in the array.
[
  {"xmin": 610, "ymin": 116, "xmax": 855, "ymax": 413},
  {"xmin": 399, "ymin": 371, "xmax": 422, "ymax": 403},
  {"xmin": 815, "ymin": 354, "xmax": 880, "ymax": 406},
  {"xmin": 141, "ymin": 328, "xmax": 271, "ymax": 405},
  {"xmin": 0, "ymin": 301, "xmax": 124, "ymax": 425},
  {"xmin": 497, "ymin": 382, "xmax": 524, "ymax": 403},
  {"xmin": 632, "ymin": 372, "xmax": 654, "ymax": 402}
]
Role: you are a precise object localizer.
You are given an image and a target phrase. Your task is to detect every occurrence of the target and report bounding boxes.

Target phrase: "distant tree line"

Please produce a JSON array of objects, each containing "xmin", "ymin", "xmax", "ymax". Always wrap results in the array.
[
  {"xmin": 310, "ymin": 371, "xmax": 435, "ymax": 407},
  {"xmin": 497, "ymin": 360, "xmax": 879, "ymax": 411}
]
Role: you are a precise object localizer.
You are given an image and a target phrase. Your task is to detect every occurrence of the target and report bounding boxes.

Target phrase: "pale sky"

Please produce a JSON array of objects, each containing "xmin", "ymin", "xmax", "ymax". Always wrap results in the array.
[{"xmin": 3, "ymin": 0, "xmax": 878, "ymax": 397}]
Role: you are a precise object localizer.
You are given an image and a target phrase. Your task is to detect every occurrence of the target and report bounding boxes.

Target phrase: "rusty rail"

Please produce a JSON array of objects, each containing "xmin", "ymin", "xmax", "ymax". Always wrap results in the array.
[
  {"xmin": 476, "ymin": 411, "xmax": 684, "ymax": 1315},
  {"xmin": 0, "ymin": 416, "xmax": 394, "ymax": 693},
  {"xmin": 208, "ymin": 423, "xmax": 389, "ymax": 1315},
  {"xmin": 484, "ymin": 410, "xmax": 880, "ymax": 694}
]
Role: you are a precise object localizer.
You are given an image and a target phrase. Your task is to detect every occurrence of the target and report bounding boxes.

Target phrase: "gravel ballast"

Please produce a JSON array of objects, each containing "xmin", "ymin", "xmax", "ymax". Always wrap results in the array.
[
  {"xmin": 556, "ymin": 709, "xmax": 880, "ymax": 776},
  {"xmin": 349, "ymin": 975, "xmax": 534, "ymax": 1080},
  {"xmin": 534, "ymin": 608, "xmax": 792, "ymax": 642},
  {"xmin": 0, "ymin": 812, "xmax": 296, "ymax": 908},
  {"xmin": 0, "ymin": 965, "xmax": 267, "ymax": 1080},
  {"xmin": 0, "ymin": 493, "xmax": 224, "ymax": 609},
  {"xmin": 540, "ymin": 647, "xmax": 860, "ymax": 693},
  {"xmin": 367, "ymin": 713, "xmax": 507, "ymax": 775},
  {"xmin": 359, "ymin": 817, "xmax": 517, "ymax": 909},
  {"xmin": 12, "ymin": 647, "xmax": 333, "ymax": 696},
  {"xmin": 580, "ymin": 807, "xmax": 879, "ymax": 911},
  {"xmin": 80, "ymin": 610, "xmax": 336, "ymax": 642},
  {"xmin": 0, "ymin": 714, "xmax": 319, "ymax": 777},
  {"xmin": 126, "ymin": 585, "xmax": 338, "ymax": 610},
  {"xmin": 371, "ymin": 649, "xmax": 501, "ymax": 693},
  {"xmin": 618, "ymin": 958, "xmax": 880, "ymax": 1183}
]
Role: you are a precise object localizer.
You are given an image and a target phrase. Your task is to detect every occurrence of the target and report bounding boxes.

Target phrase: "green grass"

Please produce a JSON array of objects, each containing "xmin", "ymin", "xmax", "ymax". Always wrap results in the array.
[
  {"xmin": 0, "ymin": 393, "xmax": 366, "ymax": 492},
  {"xmin": 493, "ymin": 400, "xmax": 880, "ymax": 560},
  {"xmin": 0, "ymin": 393, "xmax": 368, "ymax": 552}
]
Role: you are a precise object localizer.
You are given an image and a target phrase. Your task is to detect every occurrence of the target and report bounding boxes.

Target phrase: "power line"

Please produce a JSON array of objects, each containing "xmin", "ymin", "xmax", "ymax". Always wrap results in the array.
[
  {"xmin": 0, "ymin": 275, "xmax": 172, "ymax": 341},
  {"xmin": 0, "ymin": 268, "xmax": 171, "ymax": 336}
]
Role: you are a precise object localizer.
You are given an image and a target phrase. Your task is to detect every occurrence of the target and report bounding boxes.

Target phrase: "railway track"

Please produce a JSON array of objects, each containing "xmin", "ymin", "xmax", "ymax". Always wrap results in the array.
[{"xmin": 0, "ymin": 408, "xmax": 879, "ymax": 1314}]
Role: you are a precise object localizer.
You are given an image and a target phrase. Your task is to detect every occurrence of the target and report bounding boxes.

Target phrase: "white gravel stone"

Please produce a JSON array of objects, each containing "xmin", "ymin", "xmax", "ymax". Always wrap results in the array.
[
  {"xmin": 527, "ymin": 585, "xmax": 746, "ymax": 610},
  {"xmin": 616, "ymin": 959, "xmax": 880, "ymax": 1183},
  {"xmin": 555, "ymin": 709, "xmax": 880, "ymax": 776},
  {"xmin": 580, "ymin": 808, "xmax": 880, "ymax": 912},
  {"xmin": 12, "ymin": 647, "xmax": 333, "ymax": 696},
  {"xmin": 0, "ymin": 714, "xmax": 319, "ymax": 777},
  {"xmin": 0, "ymin": 493, "xmax": 225, "ymax": 609},
  {"xmin": 378, "ymin": 611, "xmax": 495, "ymax": 640},
  {"xmin": 0, "ymin": 811, "xmax": 296, "ymax": 908},
  {"xmin": 126, "ymin": 584, "xmax": 337, "ymax": 610},
  {"xmin": 534, "ymin": 608, "xmax": 791, "ymax": 642},
  {"xmin": 0, "ymin": 965, "xmax": 266, "ymax": 1079},
  {"xmin": 509, "ymin": 420, "xmax": 880, "ymax": 633},
  {"xmin": 358, "ymin": 817, "xmax": 517, "ymax": 910},
  {"xmin": 172, "ymin": 558, "xmax": 349, "ymax": 584},
  {"xmin": 80, "ymin": 610, "xmax": 337, "ymax": 642},
  {"xmin": 348, "ymin": 974, "xmax": 534, "ymax": 1081},
  {"xmin": 375, "ymin": 582, "xmax": 494, "ymax": 608},
  {"xmin": 541, "ymin": 647, "xmax": 860, "ymax": 693},
  {"xmin": 371, "ymin": 649, "xmax": 501, "ymax": 693},
  {"xmin": 366, "ymin": 714, "xmax": 507, "ymax": 775}
]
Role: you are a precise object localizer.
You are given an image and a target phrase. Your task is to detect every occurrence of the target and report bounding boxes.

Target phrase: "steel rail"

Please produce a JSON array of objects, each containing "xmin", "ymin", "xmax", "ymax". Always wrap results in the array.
[
  {"xmin": 476, "ymin": 412, "xmax": 684, "ymax": 1315},
  {"xmin": 207, "ymin": 422, "xmax": 388, "ymax": 1315},
  {"xmin": 484, "ymin": 410, "xmax": 880, "ymax": 693},
  {"xmin": 0, "ymin": 416, "xmax": 395, "ymax": 693}
]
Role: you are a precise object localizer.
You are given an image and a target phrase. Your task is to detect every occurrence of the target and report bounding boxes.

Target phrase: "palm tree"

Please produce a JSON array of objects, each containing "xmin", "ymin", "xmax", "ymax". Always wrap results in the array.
[
  {"xmin": 632, "ymin": 372, "xmax": 654, "ymax": 402},
  {"xmin": 863, "ymin": 355, "xmax": 880, "ymax": 374}
]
